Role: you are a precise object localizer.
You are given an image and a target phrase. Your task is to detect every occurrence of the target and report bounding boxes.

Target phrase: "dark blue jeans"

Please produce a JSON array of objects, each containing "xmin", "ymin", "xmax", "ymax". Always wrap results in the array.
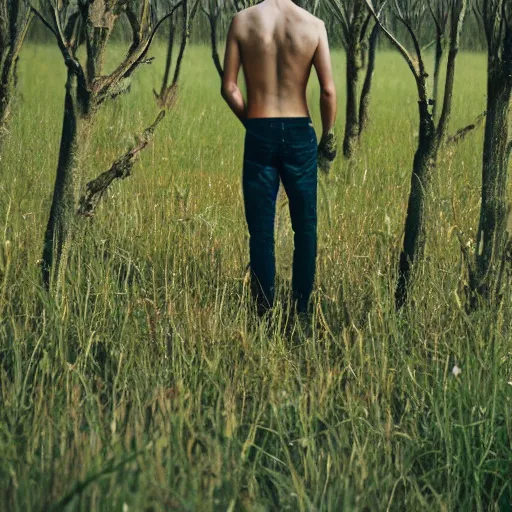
[{"xmin": 242, "ymin": 117, "xmax": 318, "ymax": 315}]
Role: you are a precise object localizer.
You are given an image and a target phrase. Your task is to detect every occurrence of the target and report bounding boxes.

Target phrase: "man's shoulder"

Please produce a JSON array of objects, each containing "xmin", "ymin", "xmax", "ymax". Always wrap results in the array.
[
  {"xmin": 231, "ymin": 3, "xmax": 260, "ymax": 21},
  {"xmin": 229, "ymin": 6, "xmax": 256, "ymax": 34},
  {"xmin": 231, "ymin": 3, "xmax": 324, "ymax": 34},
  {"xmin": 296, "ymin": 5, "xmax": 324, "ymax": 25},
  {"xmin": 294, "ymin": 5, "xmax": 324, "ymax": 26}
]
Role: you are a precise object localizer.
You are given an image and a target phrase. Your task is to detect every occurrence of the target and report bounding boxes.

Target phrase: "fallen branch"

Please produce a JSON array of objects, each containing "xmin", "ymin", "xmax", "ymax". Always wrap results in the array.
[{"xmin": 77, "ymin": 111, "xmax": 166, "ymax": 217}]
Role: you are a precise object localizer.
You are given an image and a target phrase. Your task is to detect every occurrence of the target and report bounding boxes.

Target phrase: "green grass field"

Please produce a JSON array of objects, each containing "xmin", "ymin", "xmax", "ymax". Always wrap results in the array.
[{"xmin": 0, "ymin": 43, "xmax": 511, "ymax": 511}]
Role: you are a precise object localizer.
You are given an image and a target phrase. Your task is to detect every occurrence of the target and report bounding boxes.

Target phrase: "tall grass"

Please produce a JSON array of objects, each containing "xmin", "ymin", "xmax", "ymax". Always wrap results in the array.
[{"xmin": 0, "ymin": 44, "xmax": 511, "ymax": 511}]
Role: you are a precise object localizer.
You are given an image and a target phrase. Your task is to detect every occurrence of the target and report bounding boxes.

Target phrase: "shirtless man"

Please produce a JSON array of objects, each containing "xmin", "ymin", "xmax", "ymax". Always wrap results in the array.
[{"xmin": 221, "ymin": 0, "xmax": 337, "ymax": 317}]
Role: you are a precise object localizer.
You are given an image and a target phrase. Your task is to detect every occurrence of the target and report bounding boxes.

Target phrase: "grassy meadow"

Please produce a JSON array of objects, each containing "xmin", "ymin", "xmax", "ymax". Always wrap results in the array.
[{"xmin": 0, "ymin": 42, "xmax": 511, "ymax": 511}]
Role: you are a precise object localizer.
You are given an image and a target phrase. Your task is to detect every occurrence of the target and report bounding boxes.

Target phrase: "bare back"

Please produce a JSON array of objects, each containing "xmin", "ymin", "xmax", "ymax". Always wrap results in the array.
[
  {"xmin": 222, "ymin": 0, "xmax": 335, "ymax": 130},
  {"xmin": 233, "ymin": 1, "xmax": 323, "ymax": 118}
]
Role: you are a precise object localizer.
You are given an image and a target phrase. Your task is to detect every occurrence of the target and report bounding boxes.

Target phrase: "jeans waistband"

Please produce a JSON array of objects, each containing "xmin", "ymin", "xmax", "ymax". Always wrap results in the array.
[{"xmin": 244, "ymin": 117, "xmax": 312, "ymax": 128}]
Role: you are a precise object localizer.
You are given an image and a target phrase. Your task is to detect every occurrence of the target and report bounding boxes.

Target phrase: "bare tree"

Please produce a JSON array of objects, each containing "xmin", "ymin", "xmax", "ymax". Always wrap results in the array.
[
  {"xmin": 201, "ymin": 0, "xmax": 225, "ymax": 78},
  {"xmin": 464, "ymin": 0, "xmax": 512, "ymax": 308},
  {"xmin": 154, "ymin": 0, "xmax": 200, "ymax": 107},
  {"xmin": 0, "ymin": 0, "xmax": 33, "ymax": 146},
  {"xmin": 326, "ymin": 0, "xmax": 380, "ymax": 159},
  {"xmin": 365, "ymin": 0, "xmax": 469, "ymax": 309},
  {"xmin": 155, "ymin": 8, "xmax": 178, "ymax": 100},
  {"xmin": 28, "ymin": 0, "xmax": 196, "ymax": 290},
  {"xmin": 429, "ymin": 1, "xmax": 486, "ymax": 135}
]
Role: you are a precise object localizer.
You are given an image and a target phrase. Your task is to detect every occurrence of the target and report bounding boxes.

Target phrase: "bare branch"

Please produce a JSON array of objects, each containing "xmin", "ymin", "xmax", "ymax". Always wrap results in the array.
[
  {"xmin": 78, "ymin": 0, "xmax": 200, "ymax": 215},
  {"xmin": 50, "ymin": 1, "xmax": 68, "ymax": 47},
  {"xmin": 28, "ymin": 4, "xmax": 60, "ymax": 42},
  {"xmin": 171, "ymin": 0, "xmax": 189, "ymax": 86},
  {"xmin": 360, "ymin": 12, "xmax": 373, "ymax": 42},
  {"xmin": 437, "ymin": 0, "xmax": 468, "ymax": 141},
  {"xmin": 427, "ymin": 0, "xmax": 443, "ymax": 33},
  {"xmin": 324, "ymin": 0, "xmax": 350, "ymax": 46},
  {"xmin": 393, "ymin": 3, "xmax": 425, "ymax": 76},
  {"xmin": 447, "ymin": 110, "xmax": 487, "ymax": 144},
  {"xmin": 95, "ymin": 1, "xmax": 185, "ymax": 104},
  {"xmin": 364, "ymin": 0, "xmax": 420, "ymax": 78},
  {"xmin": 77, "ymin": 111, "xmax": 167, "ymax": 217},
  {"xmin": 28, "ymin": 3, "xmax": 84, "ymax": 77}
]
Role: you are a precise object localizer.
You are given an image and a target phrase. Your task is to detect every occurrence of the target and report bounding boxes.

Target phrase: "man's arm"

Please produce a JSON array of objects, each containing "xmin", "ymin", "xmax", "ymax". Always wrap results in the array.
[
  {"xmin": 312, "ymin": 21, "xmax": 337, "ymax": 137},
  {"xmin": 221, "ymin": 16, "xmax": 246, "ymax": 125}
]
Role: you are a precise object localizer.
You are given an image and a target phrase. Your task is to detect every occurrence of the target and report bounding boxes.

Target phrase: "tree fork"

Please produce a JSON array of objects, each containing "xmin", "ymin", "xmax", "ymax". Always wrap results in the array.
[{"xmin": 364, "ymin": 0, "xmax": 468, "ymax": 309}]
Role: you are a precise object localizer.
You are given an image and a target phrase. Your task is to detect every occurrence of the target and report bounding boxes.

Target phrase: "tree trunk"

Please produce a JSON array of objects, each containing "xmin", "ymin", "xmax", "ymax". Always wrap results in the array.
[
  {"xmin": 160, "ymin": 15, "xmax": 177, "ymax": 96},
  {"xmin": 41, "ymin": 71, "xmax": 90, "ymax": 289},
  {"xmin": 395, "ymin": 101, "xmax": 439, "ymax": 309},
  {"xmin": 358, "ymin": 22, "xmax": 379, "ymax": 137},
  {"xmin": 343, "ymin": 31, "xmax": 363, "ymax": 158},
  {"xmin": 0, "ymin": 7, "xmax": 32, "ymax": 147},
  {"xmin": 36, "ymin": 0, "xmax": 195, "ymax": 289},
  {"xmin": 473, "ymin": 29, "xmax": 512, "ymax": 306}
]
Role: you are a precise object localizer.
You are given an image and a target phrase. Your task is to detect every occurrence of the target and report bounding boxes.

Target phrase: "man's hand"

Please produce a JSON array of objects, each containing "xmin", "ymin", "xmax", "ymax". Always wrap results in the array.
[{"xmin": 317, "ymin": 129, "xmax": 338, "ymax": 175}]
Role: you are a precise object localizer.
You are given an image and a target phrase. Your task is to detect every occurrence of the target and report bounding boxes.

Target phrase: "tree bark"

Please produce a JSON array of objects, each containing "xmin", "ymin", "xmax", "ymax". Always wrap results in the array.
[
  {"xmin": 0, "ymin": 4, "xmax": 32, "ymax": 147},
  {"xmin": 343, "ymin": 8, "xmax": 365, "ymax": 159},
  {"xmin": 41, "ymin": 71, "xmax": 90, "ymax": 289},
  {"xmin": 83, "ymin": 0, "xmax": 121, "ymax": 81},
  {"xmin": 160, "ymin": 15, "xmax": 177, "ymax": 96},
  {"xmin": 395, "ymin": 100, "xmax": 439, "ymax": 309},
  {"xmin": 358, "ymin": 21, "xmax": 379, "ymax": 137},
  {"xmin": 473, "ymin": 25, "xmax": 512, "ymax": 305},
  {"xmin": 437, "ymin": 0, "xmax": 467, "ymax": 144}
]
